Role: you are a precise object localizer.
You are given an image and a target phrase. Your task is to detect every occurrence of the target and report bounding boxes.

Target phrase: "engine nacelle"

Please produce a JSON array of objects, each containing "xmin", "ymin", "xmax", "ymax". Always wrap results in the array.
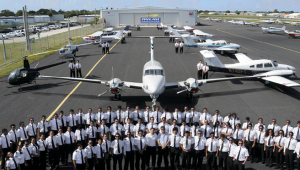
[
  {"xmin": 184, "ymin": 78, "xmax": 202, "ymax": 94},
  {"xmin": 107, "ymin": 78, "xmax": 123, "ymax": 94}
]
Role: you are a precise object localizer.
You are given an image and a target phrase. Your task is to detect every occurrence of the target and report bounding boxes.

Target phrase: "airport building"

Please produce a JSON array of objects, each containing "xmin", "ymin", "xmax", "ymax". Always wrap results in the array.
[{"xmin": 101, "ymin": 6, "xmax": 197, "ymax": 26}]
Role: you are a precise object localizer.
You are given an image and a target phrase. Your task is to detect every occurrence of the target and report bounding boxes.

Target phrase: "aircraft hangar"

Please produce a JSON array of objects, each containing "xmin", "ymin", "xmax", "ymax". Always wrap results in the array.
[{"xmin": 101, "ymin": 6, "xmax": 197, "ymax": 26}]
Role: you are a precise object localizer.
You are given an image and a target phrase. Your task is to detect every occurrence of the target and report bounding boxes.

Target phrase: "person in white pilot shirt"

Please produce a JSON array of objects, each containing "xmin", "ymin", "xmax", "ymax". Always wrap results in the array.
[
  {"xmin": 132, "ymin": 106, "xmax": 144, "ymax": 125},
  {"xmin": 72, "ymin": 144, "xmax": 87, "ymax": 170},
  {"xmin": 233, "ymin": 140, "xmax": 249, "ymax": 170},
  {"xmin": 193, "ymin": 130, "xmax": 206, "ymax": 170},
  {"xmin": 26, "ymin": 118, "xmax": 37, "ymax": 142},
  {"xmin": 180, "ymin": 131, "xmax": 194, "ymax": 170},
  {"xmin": 212, "ymin": 110, "xmax": 223, "ymax": 126},
  {"xmin": 222, "ymin": 122, "xmax": 233, "ymax": 139},
  {"xmin": 84, "ymin": 140, "xmax": 95, "ymax": 170},
  {"xmin": 182, "ymin": 106, "xmax": 192, "ymax": 126},
  {"xmin": 172, "ymin": 108, "xmax": 183, "ymax": 126},
  {"xmin": 201, "ymin": 120, "xmax": 212, "ymax": 139},
  {"xmin": 86, "ymin": 122, "xmax": 98, "ymax": 146},
  {"xmin": 96, "ymin": 107, "xmax": 107, "ymax": 127},
  {"xmin": 189, "ymin": 107, "xmax": 199, "ymax": 126},
  {"xmin": 267, "ymin": 119, "xmax": 281, "ymax": 136},
  {"xmin": 110, "ymin": 118, "xmax": 124, "ymax": 141},
  {"xmin": 200, "ymin": 108, "xmax": 212, "ymax": 125},
  {"xmin": 115, "ymin": 106, "xmax": 124, "ymax": 125},
  {"xmin": 180, "ymin": 121, "xmax": 191, "ymax": 137},
  {"xmin": 123, "ymin": 118, "xmax": 135, "ymax": 137},
  {"xmin": 206, "ymin": 132, "xmax": 219, "ymax": 170},
  {"xmin": 14, "ymin": 145, "xmax": 26, "ymax": 169},
  {"xmin": 76, "ymin": 108, "xmax": 85, "ymax": 127},
  {"xmin": 94, "ymin": 138, "xmax": 107, "ymax": 169},
  {"xmin": 98, "ymin": 119, "xmax": 110, "ymax": 139},
  {"xmin": 143, "ymin": 106, "xmax": 152, "ymax": 126},
  {"xmin": 110, "ymin": 133, "xmax": 124, "ymax": 170},
  {"xmin": 218, "ymin": 134, "xmax": 230, "ymax": 170},
  {"xmin": 123, "ymin": 106, "xmax": 133, "ymax": 126},
  {"xmin": 84, "ymin": 108, "xmax": 95, "ymax": 129},
  {"xmin": 151, "ymin": 106, "xmax": 162, "ymax": 124},
  {"xmin": 29, "ymin": 138, "xmax": 40, "ymax": 169},
  {"xmin": 6, "ymin": 152, "xmax": 18, "ymax": 170},
  {"xmin": 160, "ymin": 108, "xmax": 171, "ymax": 124},
  {"xmin": 106, "ymin": 106, "xmax": 117, "ymax": 128}
]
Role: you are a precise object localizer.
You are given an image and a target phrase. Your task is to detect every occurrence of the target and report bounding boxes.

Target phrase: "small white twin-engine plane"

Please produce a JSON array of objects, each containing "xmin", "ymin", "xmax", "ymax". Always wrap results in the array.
[
  {"xmin": 168, "ymin": 26, "xmax": 213, "ymax": 42},
  {"xmin": 120, "ymin": 24, "xmax": 140, "ymax": 30},
  {"xmin": 262, "ymin": 25, "xmax": 286, "ymax": 34},
  {"xmin": 82, "ymin": 29, "xmax": 123, "ymax": 44},
  {"xmin": 160, "ymin": 23, "xmax": 176, "ymax": 28},
  {"xmin": 39, "ymin": 37, "xmax": 269, "ymax": 110},
  {"xmin": 82, "ymin": 28, "xmax": 118, "ymax": 43},
  {"xmin": 243, "ymin": 20, "xmax": 260, "ymax": 27},
  {"xmin": 181, "ymin": 34, "xmax": 241, "ymax": 54},
  {"xmin": 284, "ymin": 30, "xmax": 300, "ymax": 38},
  {"xmin": 265, "ymin": 19, "xmax": 278, "ymax": 24},
  {"xmin": 201, "ymin": 50, "xmax": 299, "ymax": 87},
  {"xmin": 183, "ymin": 26, "xmax": 196, "ymax": 31},
  {"xmin": 165, "ymin": 26, "xmax": 191, "ymax": 35},
  {"xmin": 291, "ymin": 22, "xmax": 300, "ymax": 26}
]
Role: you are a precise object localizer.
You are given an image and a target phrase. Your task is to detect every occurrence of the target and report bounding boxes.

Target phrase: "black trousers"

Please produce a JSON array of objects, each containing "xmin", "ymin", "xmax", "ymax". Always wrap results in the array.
[
  {"xmin": 227, "ymin": 156, "xmax": 234, "ymax": 170},
  {"xmin": 76, "ymin": 163, "xmax": 86, "ymax": 170},
  {"xmin": 58, "ymin": 144, "xmax": 65, "ymax": 163},
  {"xmin": 96, "ymin": 158, "xmax": 105, "ymax": 169},
  {"xmin": 256, "ymin": 143, "xmax": 265, "ymax": 163},
  {"xmin": 113, "ymin": 154, "xmax": 123, "ymax": 170},
  {"xmin": 39, "ymin": 151, "xmax": 46, "ymax": 170},
  {"xmin": 106, "ymin": 154, "xmax": 112, "ymax": 170},
  {"xmin": 32, "ymin": 157, "xmax": 39, "ymax": 170},
  {"xmin": 275, "ymin": 147, "xmax": 284, "ymax": 168},
  {"xmin": 175, "ymin": 47, "xmax": 178, "ymax": 53},
  {"xmin": 285, "ymin": 149, "xmax": 295, "ymax": 170},
  {"xmin": 76, "ymin": 69, "xmax": 82, "ymax": 78},
  {"xmin": 203, "ymin": 72, "xmax": 208, "ymax": 79},
  {"xmin": 11, "ymin": 142, "xmax": 17, "ymax": 153},
  {"xmin": 19, "ymin": 163, "xmax": 25, "ymax": 170},
  {"xmin": 207, "ymin": 152, "xmax": 217, "ymax": 170},
  {"xmin": 193, "ymin": 150, "xmax": 204, "ymax": 170},
  {"xmin": 106, "ymin": 47, "xmax": 109, "ymax": 53},
  {"xmin": 180, "ymin": 47, "xmax": 183, "ymax": 53},
  {"xmin": 102, "ymin": 47, "xmax": 105, "ymax": 53},
  {"xmin": 266, "ymin": 146, "xmax": 274, "ymax": 166},
  {"xmin": 219, "ymin": 152, "xmax": 229, "ymax": 170},
  {"xmin": 70, "ymin": 69, "xmax": 75, "ymax": 77},
  {"xmin": 182, "ymin": 151, "xmax": 192, "ymax": 169},
  {"xmin": 87, "ymin": 158, "xmax": 95, "ymax": 170},
  {"xmin": 245, "ymin": 141, "xmax": 255, "ymax": 161},
  {"xmin": 157, "ymin": 146, "xmax": 169, "ymax": 168},
  {"xmin": 146, "ymin": 146, "xmax": 156, "ymax": 168},
  {"xmin": 234, "ymin": 160, "xmax": 245, "ymax": 170},
  {"xmin": 135, "ymin": 151, "xmax": 146, "ymax": 170},
  {"xmin": 297, "ymin": 157, "xmax": 300, "ymax": 170},
  {"xmin": 170, "ymin": 147, "xmax": 180, "ymax": 169},
  {"xmin": 49, "ymin": 148, "xmax": 58, "ymax": 168},
  {"xmin": 25, "ymin": 159, "xmax": 32, "ymax": 170},
  {"xmin": 65, "ymin": 144, "xmax": 75, "ymax": 163},
  {"xmin": 1, "ymin": 148, "xmax": 10, "ymax": 169},
  {"xmin": 124, "ymin": 151, "xmax": 134, "ymax": 170}
]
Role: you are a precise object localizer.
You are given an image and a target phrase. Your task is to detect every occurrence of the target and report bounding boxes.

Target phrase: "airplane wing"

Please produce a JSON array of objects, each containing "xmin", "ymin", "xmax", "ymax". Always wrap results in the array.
[
  {"xmin": 234, "ymin": 53, "xmax": 253, "ymax": 63},
  {"xmin": 123, "ymin": 82, "xmax": 143, "ymax": 89},
  {"xmin": 76, "ymin": 42, "xmax": 93, "ymax": 47},
  {"xmin": 169, "ymin": 28, "xmax": 181, "ymax": 37},
  {"xmin": 261, "ymin": 76, "xmax": 300, "ymax": 87},
  {"xmin": 214, "ymin": 47, "xmax": 237, "ymax": 51},
  {"xmin": 200, "ymin": 50, "xmax": 225, "ymax": 67},
  {"xmin": 181, "ymin": 35, "xmax": 197, "ymax": 47},
  {"xmin": 104, "ymin": 28, "xmax": 113, "ymax": 31}
]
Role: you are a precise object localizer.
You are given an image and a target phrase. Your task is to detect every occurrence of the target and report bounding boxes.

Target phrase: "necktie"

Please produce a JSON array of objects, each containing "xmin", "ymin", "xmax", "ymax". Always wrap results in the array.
[
  {"xmin": 234, "ymin": 119, "xmax": 236, "ymax": 128},
  {"xmin": 116, "ymin": 124, "xmax": 118, "ymax": 133},
  {"xmin": 43, "ymin": 121, "xmax": 46, "ymax": 134},
  {"xmin": 34, "ymin": 144, "xmax": 38, "ymax": 154},
  {"xmin": 210, "ymin": 139, "xmax": 213, "ymax": 152},
  {"xmin": 52, "ymin": 137, "xmax": 55, "ymax": 148},
  {"xmin": 129, "ymin": 125, "xmax": 131, "ymax": 134},
  {"xmin": 148, "ymin": 111, "xmax": 150, "ymax": 122},
  {"xmin": 220, "ymin": 141, "xmax": 223, "ymax": 151},
  {"xmin": 42, "ymin": 140, "xmax": 46, "ymax": 149},
  {"xmin": 99, "ymin": 113, "xmax": 102, "ymax": 123},
  {"xmin": 105, "ymin": 141, "xmax": 108, "ymax": 152},
  {"xmin": 268, "ymin": 136, "xmax": 271, "ymax": 146},
  {"xmin": 103, "ymin": 126, "xmax": 106, "ymax": 134},
  {"xmin": 22, "ymin": 128, "xmax": 26, "ymax": 139},
  {"xmin": 117, "ymin": 140, "xmax": 120, "ymax": 153},
  {"xmin": 185, "ymin": 138, "xmax": 188, "ymax": 149},
  {"xmin": 100, "ymin": 145, "xmax": 103, "ymax": 158},
  {"xmin": 248, "ymin": 130, "xmax": 251, "ymax": 141},
  {"xmin": 139, "ymin": 124, "xmax": 141, "ymax": 132},
  {"xmin": 205, "ymin": 126, "xmax": 207, "ymax": 137},
  {"xmin": 174, "ymin": 136, "xmax": 176, "ymax": 147},
  {"xmin": 279, "ymin": 137, "xmax": 282, "ymax": 147},
  {"xmin": 297, "ymin": 128, "xmax": 300, "ymax": 140},
  {"xmin": 258, "ymin": 132, "xmax": 261, "ymax": 143},
  {"xmin": 26, "ymin": 147, "xmax": 30, "ymax": 157},
  {"xmin": 90, "ymin": 114, "xmax": 92, "ymax": 123},
  {"xmin": 151, "ymin": 124, "xmax": 153, "ymax": 130},
  {"xmin": 229, "ymin": 144, "xmax": 231, "ymax": 153},
  {"xmin": 192, "ymin": 112, "xmax": 194, "ymax": 122},
  {"xmin": 237, "ymin": 147, "xmax": 241, "ymax": 160},
  {"xmin": 92, "ymin": 127, "xmax": 94, "ymax": 137},
  {"xmin": 140, "ymin": 138, "xmax": 142, "ymax": 150},
  {"xmin": 72, "ymin": 115, "xmax": 74, "ymax": 126},
  {"xmin": 130, "ymin": 138, "xmax": 132, "ymax": 151},
  {"xmin": 195, "ymin": 126, "xmax": 197, "ymax": 137},
  {"xmin": 13, "ymin": 158, "xmax": 17, "ymax": 168},
  {"xmin": 13, "ymin": 130, "xmax": 17, "ymax": 142},
  {"xmin": 61, "ymin": 116, "xmax": 65, "ymax": 127},
  {"xmin": 176, "ymin": 112, "xmax": 178, "ymax": 121},
  {"xmin": 286, "ymin": 126, "xmax": 288, "ymax": 137},
  {"xmin": 137, "ymin": 111, "xmax": 140, "ymax": 119},
  {"xmin": 184, "ymin": 112, "xmax": 186, "ymax": 121},
  {"xmin": 91, "ymin": 146, "xmax": 94, "ymax": 158},
  {"xmin": 56, "ymin": 119, "xmax": 58, "ymax": 130},
  {"xmin": 80, "ymin": 130, "xmax": 83, "ymax": 141},
  {"xmin": 287, "ymin": 139, "xmax": 291, "ymax": 149},
  {"xmin": 127, "ymin": 111, "xmax": 129, "ymax": 122},
  {"xmin": 157, "ymin": 111, "xmax": 158, "ymax": 122},
  {"xmin": 183, "ymin": 126, "xmax": 185, "ymax": 136},
  {"xmin": 205, "ymin": 113, "xmax": 207, "ymax": 121},
  {"xmin": 109, "ymin": 112, "xmax": 111, "ymax": 123},
  {"xmin": 236, "ymin": 130, "xmax": 238, "ymax": 139},
  {"xmin": 81, "ymin": 150, "xmax": 84, "ymax": 163},
  {"xmin": 217, "ymin": 127, "xmax": 219, "ymax": 137},
  {"xmin": 70, "ymin": 133, "xmax": 73, "ymax": 144},
  {"xmin": 273, "ymin": 125, "xmax": 275, "ymax": 133},
  {"xmin": 196, "ymin": 137, "xmax": 200, "ymax": 148},
  {"xmin": 61, "ymin": 134, "xmax": 64, "ymax": 144},
  {"xmin": 5, "ymin": 135, "xmax": 9, "ymax": 148},
  {"xmin": 226, "ymin": 128, "xmax": 228, "ymax": 134},
  {"xmin": 32, "ymin": 124, "xmax": 35, "ymax": 136},
  {"xmin": 80, "ymin": 114, "xmax": 83, "ymax": 125}
]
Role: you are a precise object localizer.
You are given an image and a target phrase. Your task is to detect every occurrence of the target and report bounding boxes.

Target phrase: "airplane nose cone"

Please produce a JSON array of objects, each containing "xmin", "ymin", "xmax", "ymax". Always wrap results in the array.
[{"xmin": 145, "ymin": 77, "xmax": 165, "ymax": 94}]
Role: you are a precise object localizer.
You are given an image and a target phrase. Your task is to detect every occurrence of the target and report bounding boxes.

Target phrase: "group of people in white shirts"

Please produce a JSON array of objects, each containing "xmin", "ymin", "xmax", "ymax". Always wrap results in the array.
[{"xmin": 2, "ymin": 105, "xmax": 300, "ymax": 170}]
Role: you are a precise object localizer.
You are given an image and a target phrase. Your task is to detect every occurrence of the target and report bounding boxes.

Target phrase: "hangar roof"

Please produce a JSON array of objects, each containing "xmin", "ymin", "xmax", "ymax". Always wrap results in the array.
[{"xmin": 102, "ymin": 6, "xmax": 196, "ymax": 11}]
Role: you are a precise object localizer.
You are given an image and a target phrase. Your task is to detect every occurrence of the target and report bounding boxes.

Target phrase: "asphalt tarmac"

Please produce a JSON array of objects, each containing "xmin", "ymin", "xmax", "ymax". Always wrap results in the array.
[{"xmin": 0, "ymin": 20, "xmax": 300, "ymax": 169}]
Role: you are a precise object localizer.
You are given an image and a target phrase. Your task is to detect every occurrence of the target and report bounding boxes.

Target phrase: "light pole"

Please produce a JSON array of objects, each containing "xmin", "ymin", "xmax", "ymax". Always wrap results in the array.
[{"xmin": 2, "ymin": 34, "xmax": 7, "ymax": 60}]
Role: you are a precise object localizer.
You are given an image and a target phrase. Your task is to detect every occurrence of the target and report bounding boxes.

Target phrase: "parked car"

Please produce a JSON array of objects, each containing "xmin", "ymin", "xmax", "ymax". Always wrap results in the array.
[
  {"xmin": 0, "ymin": 33, "xmax": 9, "ymax": 39},
  {"xmin": 42, "ymin": 27, "xmax": 50, "ymax": 31},
  {"xmin": 0, "ymin": 29, "xmax": 12, "ymax": 34},
  {"xmin": 6, "ymin": 32, "xmax": 17, "ymax": 38},
  {"xmin": 49, "ymin": 25, "xmax": 56, "ymax": 30},
  {"xmin": 55, "ymin": 24, "xmax": 61, "ymax": 29},
  {"xmin": 60, "ymin": 23, "xmax": 68, "ymax": 28},
  {"xmin": 14, "ymin": 30, "xmax": 24, "ymax": 37}
]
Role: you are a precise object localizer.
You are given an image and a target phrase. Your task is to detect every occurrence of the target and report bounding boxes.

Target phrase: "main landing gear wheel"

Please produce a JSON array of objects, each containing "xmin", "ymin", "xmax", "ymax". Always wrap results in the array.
[
  {"xmin": 186, "ymin": 93, "xmax": 194, "ymax": 101},
  {"xmin": 114, "ymin": 94, "xmax": 121, "ymax": 100}
]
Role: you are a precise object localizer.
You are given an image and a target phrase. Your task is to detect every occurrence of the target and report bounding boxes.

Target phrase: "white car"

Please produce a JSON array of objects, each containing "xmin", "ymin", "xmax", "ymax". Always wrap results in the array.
[
  {"xmin": 6, "ymin": 32, "xmax": 17, "ymax": 38},
  {"xmin": 42, "ymin": 27, "xmax": 50, "ymax": 31},
  {"xmin": 55, "ymin": 25, "xmax": 61, "ymax": 29},
  {"xmin": 49, "ymin": 25, "xmax": 56, "ymax": 30},
  {"xmin": 0, "ymin": 34, "xmax": 9, "ymax": 39},
  {"xmin": 14, "ymin": 30, "xmax": 24, "ymax": 37}
]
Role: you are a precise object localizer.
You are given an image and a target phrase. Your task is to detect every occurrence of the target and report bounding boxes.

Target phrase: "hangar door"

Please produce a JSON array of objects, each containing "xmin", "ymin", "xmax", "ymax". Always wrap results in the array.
[
  {"xmin": 119, "ymin": 13, "xmax": 134, "ymax": 25},
  {"xmin": 134, "ymin": 13, "xmax": 164, "ymax": 26},
  {"xmin": 164, "ymin": 13, "xmax": 179, "ymax": 25}
]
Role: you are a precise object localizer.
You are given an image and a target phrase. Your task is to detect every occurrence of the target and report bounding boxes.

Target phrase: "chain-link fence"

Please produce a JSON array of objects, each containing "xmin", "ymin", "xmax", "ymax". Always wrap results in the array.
[{"xmin": 0, "ymin": 23, "xmax": 105, "ymax": 69}]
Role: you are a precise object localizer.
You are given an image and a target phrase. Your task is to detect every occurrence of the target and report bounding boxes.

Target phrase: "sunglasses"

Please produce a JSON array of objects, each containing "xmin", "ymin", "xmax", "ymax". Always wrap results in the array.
[
  {"xmin": 138, "ymin": 133, "xmax": 142, "ymax": 134},
  {"xmin": 279, "ymin": 133, "xmax": 283, "ymax": 134},
  {"xmin": 238, "ymin": 143, "xmax": 242, "ymax": 144},
  {"xmin": 259, "ymin": 128, "xmax": 263, "ymax": 129},
  {"xmin": 115, "ymin": 136, "xmax": 120, "ymax": 138},
  {"xmin": 229, "ymin": 140, "xmax": 233, "ymax": 141}
]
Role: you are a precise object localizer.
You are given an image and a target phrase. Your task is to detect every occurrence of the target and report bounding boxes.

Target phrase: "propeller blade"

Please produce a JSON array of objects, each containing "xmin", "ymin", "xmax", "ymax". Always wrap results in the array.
[
  {"xmin": 294, "ymin": 73, "xmax": 298, "ymax": 78},
  {"xmin": 177, "ymin": 89, "xmax": 187, "ymax": 94},
  {"xmin": 98, "ymin": 91, "xmax": 107, "ymax": 97}
]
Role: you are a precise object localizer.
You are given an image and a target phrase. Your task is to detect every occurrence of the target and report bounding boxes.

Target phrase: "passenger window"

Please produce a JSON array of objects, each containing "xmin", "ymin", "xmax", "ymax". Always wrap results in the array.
[
  {"xmin": 257, "ymin": 64, "xmax": 263, "ymax": 68},
  {"xmin": 264, "ymin": 63, "xmax": 273, "ymax": 67},
  {"xmin": 212, "ymin": 43, "xmax": 215, "ymax": 45},
  {"xmin": 250, "ymin": 65, "xmax": 254, "ymax": 68}
]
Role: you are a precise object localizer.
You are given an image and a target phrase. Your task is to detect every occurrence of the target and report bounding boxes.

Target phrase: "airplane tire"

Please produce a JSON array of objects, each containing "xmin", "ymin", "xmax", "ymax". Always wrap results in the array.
[{"xmin": 119, "ymin": 94, "xmax": 121, "ymax": 99}]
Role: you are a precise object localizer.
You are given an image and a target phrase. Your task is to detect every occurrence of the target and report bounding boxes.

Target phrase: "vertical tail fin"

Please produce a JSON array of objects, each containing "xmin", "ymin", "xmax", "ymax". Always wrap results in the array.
[
  {"xmin": 112, "ymin": 67, "xmax": 114, "ymax": 83},
  {"xmin": 150, "ymin": 37, "xmax": 154, "ymax": 65}
]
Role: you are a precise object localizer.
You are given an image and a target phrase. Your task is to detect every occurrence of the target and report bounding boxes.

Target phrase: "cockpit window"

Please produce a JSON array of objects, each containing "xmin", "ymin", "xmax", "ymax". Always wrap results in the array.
[
  {"xmin": 264, "ymin": 63, "xmax": 273, "ymax": 67},
  {"xmin": 257, "ymin": 64, "xmax": 263, "ymax": 68},
  {"xmin": 145, "ymin": 69, "xmax": 164, "ymax": 76},
  {"xmin": 272, "ymin": 61, "xmax": 278, "ymax": 67}
]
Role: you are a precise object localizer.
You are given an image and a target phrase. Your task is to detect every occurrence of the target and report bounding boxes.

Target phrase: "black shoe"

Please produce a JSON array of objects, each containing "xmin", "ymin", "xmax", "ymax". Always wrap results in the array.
[
  {"xmin": 262, "ymin": 161, "xmax": 265, "ymax": 164},
  {"xmin": 265, "ymin": 164, "xmax": 269, "ymax": 167}
]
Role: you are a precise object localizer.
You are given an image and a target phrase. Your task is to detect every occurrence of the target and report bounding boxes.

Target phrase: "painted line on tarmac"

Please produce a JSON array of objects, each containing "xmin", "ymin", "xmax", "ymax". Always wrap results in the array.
[
  {"xmin": 216, "ymin": 29, "xmax": 300, "ymax": 54},
  {"xmin": 46, "ymin": 39, "xmax": 122, "ymax": 121}
]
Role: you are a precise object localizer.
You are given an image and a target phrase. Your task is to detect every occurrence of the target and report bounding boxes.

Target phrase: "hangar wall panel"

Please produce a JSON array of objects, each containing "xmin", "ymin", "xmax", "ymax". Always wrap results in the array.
[
  {"xmin": 119, "ymin": 13, "xmax": 134, "ymax": 25},
  {"xmin": 164, "ymin": 13, "xmax": 179, "ymax": 25},
  {"xmin": 134, "ymin": 13, "xmax": 148, "ymax": 25}
]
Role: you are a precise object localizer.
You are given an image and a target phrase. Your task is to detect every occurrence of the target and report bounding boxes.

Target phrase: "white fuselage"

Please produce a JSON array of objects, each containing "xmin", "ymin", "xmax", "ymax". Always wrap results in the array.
[
  {"xmin": 262, "ymin": 27, "xmax": 285, "ymax": 33},
  {"xmin": 142, "ymin": 60, "xmax": 166, "ymax": 97}
]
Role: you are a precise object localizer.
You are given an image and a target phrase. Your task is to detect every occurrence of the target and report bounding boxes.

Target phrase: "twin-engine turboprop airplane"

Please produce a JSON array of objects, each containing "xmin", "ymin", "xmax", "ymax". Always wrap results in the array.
[
  {"xmin": 201, "ymin": 50, "xmax": 299, "ymax": 87},
  {"xmin": 262, "ymin": 26, "xmax": 286, "ymax": 34},
  {"xmin": 39, "ymin": 37, "xmax": 277, "ymax": 110}
]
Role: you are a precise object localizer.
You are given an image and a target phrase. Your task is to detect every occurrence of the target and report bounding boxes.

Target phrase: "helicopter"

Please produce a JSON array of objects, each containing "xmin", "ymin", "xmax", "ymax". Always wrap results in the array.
[
  {"xmin": 8, "ymin": 56, "xmax": 66, "ymax": 91},
  {"xmin": 58, "ymin": 38, "xmax": 79, "ymax": 60}
]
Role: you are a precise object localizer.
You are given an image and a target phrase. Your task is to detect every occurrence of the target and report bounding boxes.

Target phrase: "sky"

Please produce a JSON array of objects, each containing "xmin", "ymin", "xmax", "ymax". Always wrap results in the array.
[{"xmin": 1, "ymin": 0, "xmax": 299, "ymax": 13}]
